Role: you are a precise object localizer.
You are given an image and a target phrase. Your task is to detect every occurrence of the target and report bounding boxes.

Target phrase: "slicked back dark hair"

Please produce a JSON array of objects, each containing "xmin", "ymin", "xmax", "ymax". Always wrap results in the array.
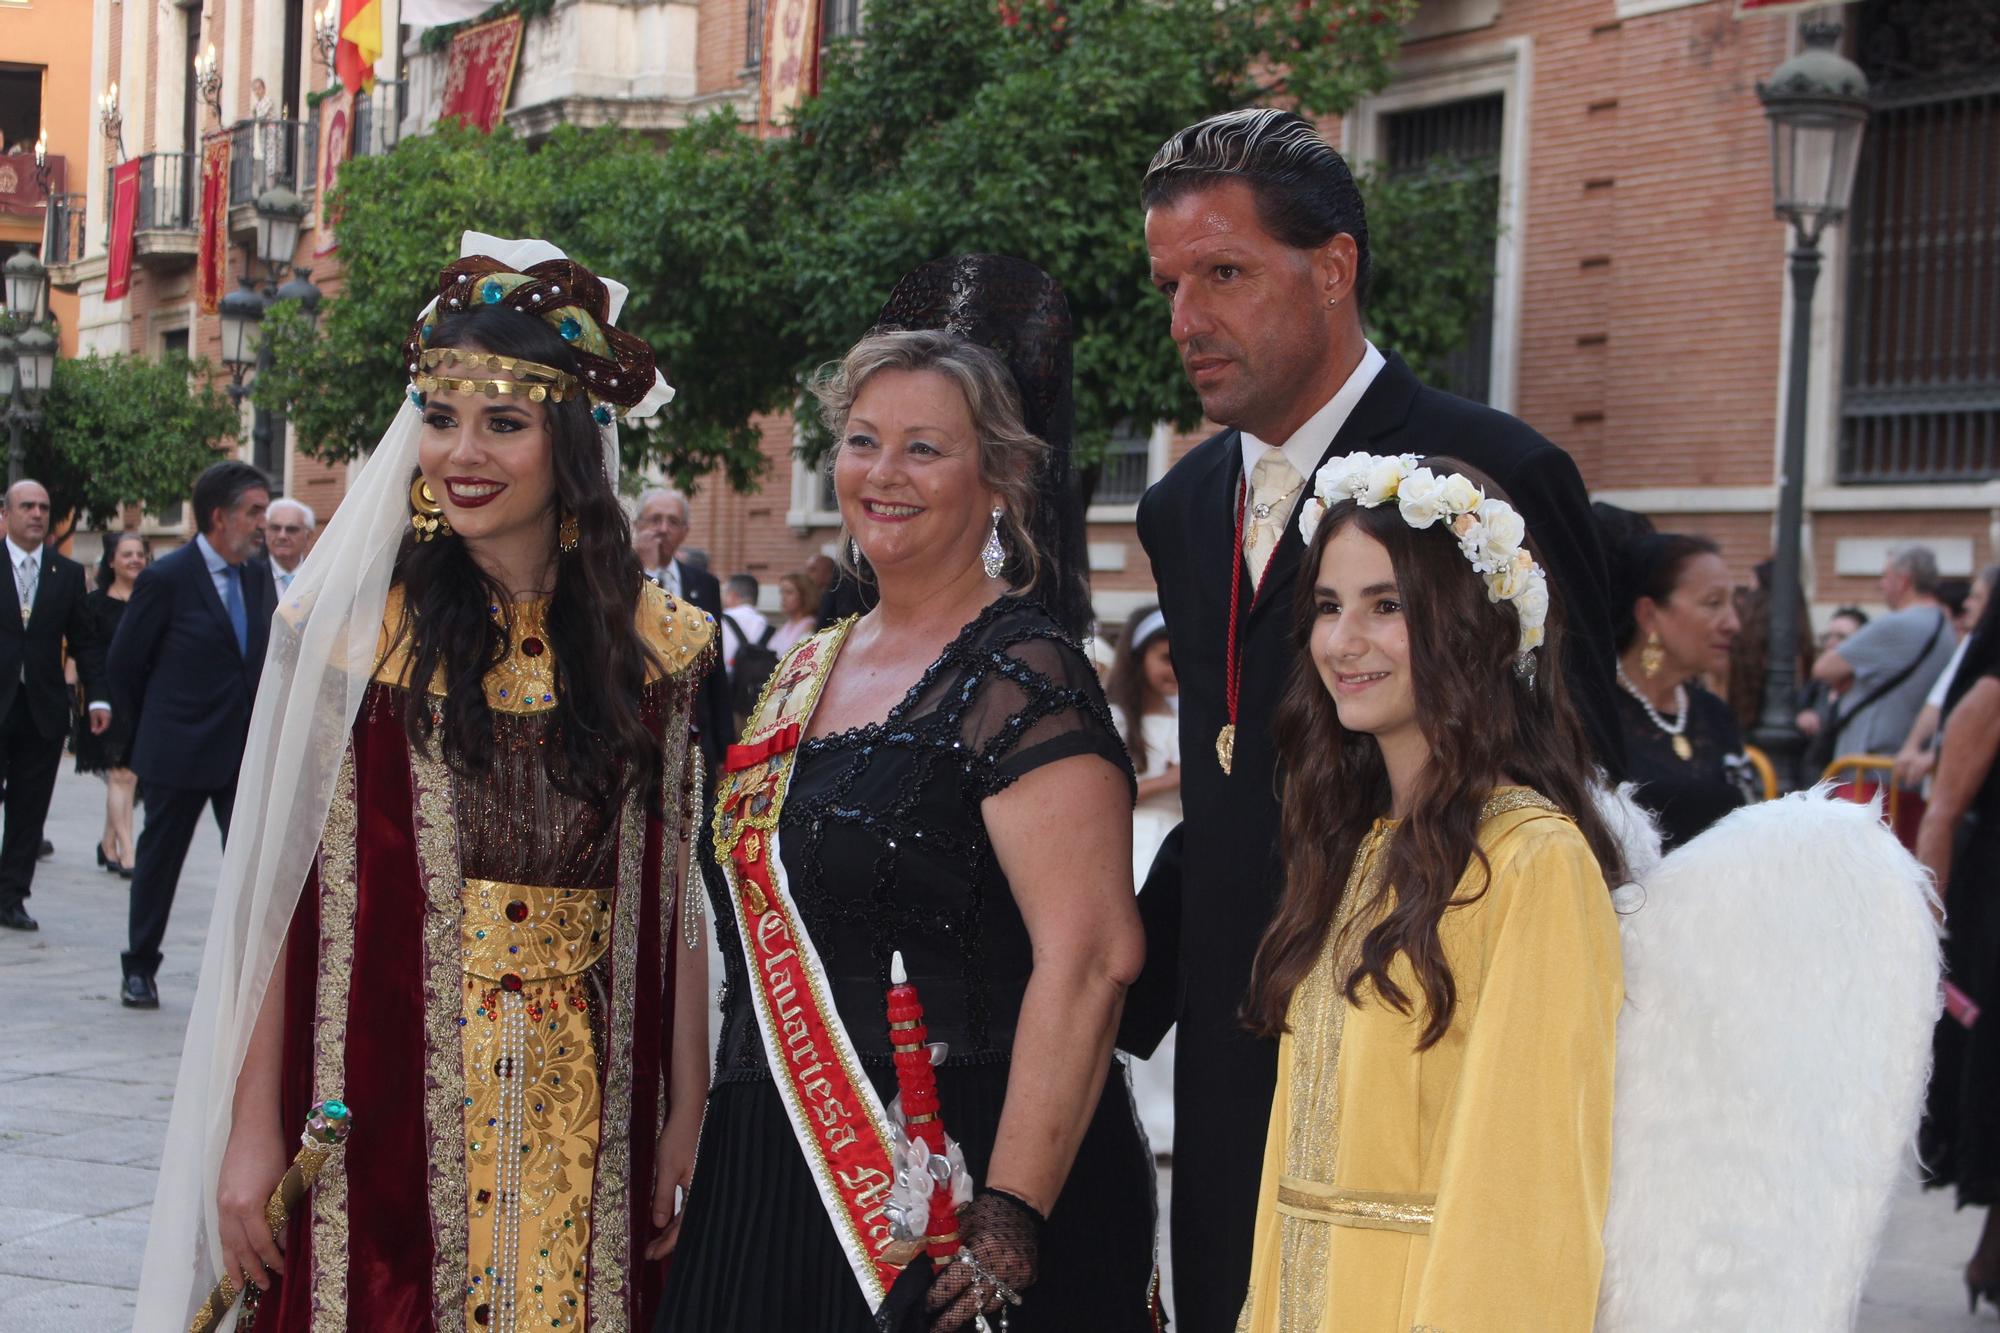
[
  {"xmin": 192, "ymin": 460, "xmax": 271, "ymax": 538},
  {"xmin": 1142, "ymin": 107, "xmax": 1373, "ymax": 305}
]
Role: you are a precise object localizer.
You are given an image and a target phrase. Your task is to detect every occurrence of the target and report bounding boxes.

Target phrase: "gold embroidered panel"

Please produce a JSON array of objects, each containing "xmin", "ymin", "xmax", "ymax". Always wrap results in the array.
[
  {"xmin": 411, "ymin": 739, "xmax": 472, "ymax": 1333},
  {"xmin": 310, "ymin": 746, "xmax": 361, "ymax": 1333},
  {"xmin": 582, "ymin": 791, "xmax": 647, "ymax": 1330}
]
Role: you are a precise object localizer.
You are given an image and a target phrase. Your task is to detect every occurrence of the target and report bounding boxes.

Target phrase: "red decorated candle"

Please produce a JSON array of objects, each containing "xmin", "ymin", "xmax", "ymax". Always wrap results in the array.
[{"xmin": 887, "ymin": 950, "xmax": 961, "ymax": 1259}]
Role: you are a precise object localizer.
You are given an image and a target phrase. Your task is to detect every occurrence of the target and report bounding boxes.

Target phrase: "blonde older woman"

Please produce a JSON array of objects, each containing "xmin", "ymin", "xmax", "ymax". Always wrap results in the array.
[{"xmin": 660, "ymin": 294, "xmax": 1154, "ymax": 1331}]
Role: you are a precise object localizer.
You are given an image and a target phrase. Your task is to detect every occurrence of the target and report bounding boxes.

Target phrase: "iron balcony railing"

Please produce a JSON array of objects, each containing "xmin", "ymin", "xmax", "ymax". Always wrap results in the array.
[
  {"xmin": 352, "ymin": 79, "xmax": 407, "ymax": 159},
  {"xmin": 227, "ymin": 118, "xmax": 317, "ymax": 206},
  {"xmin": 45, "ymin": 192, "xmax": 88, "ymax": 265},
  {"xmin": 117, "ymin": 152, "xmax": 198, "ymax": 234}
]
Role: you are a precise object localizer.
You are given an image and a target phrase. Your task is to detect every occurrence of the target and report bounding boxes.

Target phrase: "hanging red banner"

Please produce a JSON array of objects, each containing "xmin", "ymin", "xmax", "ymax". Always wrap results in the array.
[
  {"xmin": 313, "ymin": 89, "xmax": 355, "ymax": 257},
  {"xmin": 440, "ymin": 14, "xmax": 524, "ymax": 133},
  {"xmin": 197, "ymin": 133, "xmax": 231, "ymax": 315},
  {"xmin": 104, "ymin": 159, "xmax": 140, "ymax": 301},
  {"xmin": 758, "ymin": 0, "xmax": 821, "ymax": 137}
]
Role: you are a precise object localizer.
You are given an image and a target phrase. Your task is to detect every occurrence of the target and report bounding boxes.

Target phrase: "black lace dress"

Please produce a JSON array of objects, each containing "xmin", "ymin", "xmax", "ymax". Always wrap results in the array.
[
  {"xmin": 658, "ymin": 599, "xmax": 1158, "ymax": 1332},
  {"xmin": 1617, "ymin": 682, "xmax": 1760, "ymax": 850}
]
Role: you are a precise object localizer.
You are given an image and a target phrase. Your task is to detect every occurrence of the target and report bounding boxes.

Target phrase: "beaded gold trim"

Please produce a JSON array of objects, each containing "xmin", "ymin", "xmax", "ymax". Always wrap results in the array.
[
  {"xmin": 1269, "ymin": 823, "xmax": 1391, "ymax": 1333},
  {"xmin": 680, "ymin": 742, "xmax": 704, "ymax": 951},
  {"xmin": 412, "ymin": 348, "xmax": 579, "ymax": 403},
  {"xmin": 310, "ymin": 747, "xmax": 361, "ymax": 1333},
  {"xmin": 584, "ymin": 792, "xmax": 647, "ymax": 1330},
  {"xmin": 410, "ymin": 739, "xmax": 471, "ymax": 1333},
  {"xmin": 1274, "ymin": 1182, "xmax": 1435, "ymax": 1234}
]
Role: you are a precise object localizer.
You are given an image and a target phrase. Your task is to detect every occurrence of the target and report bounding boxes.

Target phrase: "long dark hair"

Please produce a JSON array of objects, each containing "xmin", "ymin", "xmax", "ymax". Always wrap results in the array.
[
  {"xmin": 96, "ymin": 531, "xmax": 149, "ymax": 592},
  {"xmin": 1104, "ymin": 604, "xmax": 1169, "ymax": 771},
  {"xmin": 1245, "ymin": 462, "xmax": 1624, "ymax": 1047},
  {"xmin": 393, "ymin": 304, "xmax": 660, "ymax": 807}
]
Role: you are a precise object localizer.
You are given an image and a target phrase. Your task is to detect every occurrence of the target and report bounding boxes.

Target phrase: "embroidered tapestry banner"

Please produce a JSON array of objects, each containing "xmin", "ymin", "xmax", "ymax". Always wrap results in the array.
[
  {"xmin": 0, "ymin": 152, "xmax": 61, "ymax": 218},
  {"xmin": 313, "ymin": 90, "xmax": 355, "ymax": 258},
  {"xmin": 197, "ymin": 133, "xmax": 231, "ymax": 315},
  {"xmin": 758, "ymin": 0, "xmax": 821, "ymax": 136},
  {"xmin": 440, "ymin": 14, "xmax": 524, "ymax": 134},
  {"xmin": 105, "ymin": 159, "xmax": 140, "ymax": 302}
]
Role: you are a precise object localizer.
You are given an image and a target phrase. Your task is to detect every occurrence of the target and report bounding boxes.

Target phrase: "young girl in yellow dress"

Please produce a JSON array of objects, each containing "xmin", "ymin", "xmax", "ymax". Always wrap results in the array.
[{"xmin": 1236, "ymin": 453, "xmax": 1626, "ymax": 1332}]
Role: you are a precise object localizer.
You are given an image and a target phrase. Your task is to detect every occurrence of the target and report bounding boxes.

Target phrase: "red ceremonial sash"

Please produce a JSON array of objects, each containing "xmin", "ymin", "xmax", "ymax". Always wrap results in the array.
[{"xmin": 711, "ymin": 619, "xmax": 907, "ymax": 1309}]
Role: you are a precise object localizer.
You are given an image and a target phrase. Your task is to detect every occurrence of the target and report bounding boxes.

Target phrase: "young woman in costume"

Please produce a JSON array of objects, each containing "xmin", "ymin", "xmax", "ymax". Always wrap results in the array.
[
  {"xmin": 135, "ymin": 235, "xmax": 713, "ymax": 1333},
  {"xmin": 1234, "ymin": 453, "xmax": 1625, "ymax": 1331},
  {"xmin": 659, "ymin": 258, "xmax": 1156, "ymax": 1332}
]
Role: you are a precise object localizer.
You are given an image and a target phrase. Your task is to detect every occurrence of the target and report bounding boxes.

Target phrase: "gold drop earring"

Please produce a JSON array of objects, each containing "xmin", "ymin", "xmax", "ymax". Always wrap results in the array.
[
  {"xmin": 1640, "ymin": 631, "xmax": 1665, "ymax": 679},
  {"xmin": 410, "ymin": 477, "xmax": 450, "ymax": 542}
]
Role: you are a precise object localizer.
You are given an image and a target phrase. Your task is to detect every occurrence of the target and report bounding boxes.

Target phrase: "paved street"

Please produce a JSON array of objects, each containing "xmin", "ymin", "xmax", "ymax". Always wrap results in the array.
[{"xmin": 0, "ymin": 764, "xmax": 1990, "ymax": 1329}]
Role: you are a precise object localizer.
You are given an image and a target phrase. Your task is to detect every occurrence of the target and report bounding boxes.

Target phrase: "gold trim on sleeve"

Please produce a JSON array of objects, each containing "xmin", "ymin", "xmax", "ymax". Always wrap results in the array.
[{"xmin": 1274, "ymin": 1181, "xmax": 1436, "ymax": 1234}]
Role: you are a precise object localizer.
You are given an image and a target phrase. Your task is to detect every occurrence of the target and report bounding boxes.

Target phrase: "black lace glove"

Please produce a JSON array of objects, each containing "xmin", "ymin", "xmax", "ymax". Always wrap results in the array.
[{"xmin": 925, "ymin": 1187, "xmax": 1045, "ymax": 1331}]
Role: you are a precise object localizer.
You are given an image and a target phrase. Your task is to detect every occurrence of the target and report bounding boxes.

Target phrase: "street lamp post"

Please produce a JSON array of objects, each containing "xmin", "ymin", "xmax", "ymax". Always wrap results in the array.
[
  {"xmin": 1750, "ymin": 20, "xmax": 1871, "ymax": 790},
  {"xmin": 1, "ymin": 250, "xmax": 55, "ymax": 487},
  {"xmin": 219, "ymin": 275, "xmax": 267, "ymax": 404}
]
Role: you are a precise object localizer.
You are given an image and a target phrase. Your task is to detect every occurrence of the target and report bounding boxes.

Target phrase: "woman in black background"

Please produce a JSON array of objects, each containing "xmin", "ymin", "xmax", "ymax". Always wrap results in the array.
[
  {"xmin": 73, "ymin": 531, "xmax": 147, "ymax": 875},
  {"xmin": 1597, "ymin": 507, "xmax": 1758, "ymax": 849},
  {"xmin": 1918, "ymin": 588, "xmax": 2000, "ymax": 1309}
]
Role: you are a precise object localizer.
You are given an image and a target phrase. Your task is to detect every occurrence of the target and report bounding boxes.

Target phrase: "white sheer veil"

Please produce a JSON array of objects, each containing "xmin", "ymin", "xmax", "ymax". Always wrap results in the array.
[{"xmin": 134, "ymin": 232, "xmax": 672, "ymax": 1333}]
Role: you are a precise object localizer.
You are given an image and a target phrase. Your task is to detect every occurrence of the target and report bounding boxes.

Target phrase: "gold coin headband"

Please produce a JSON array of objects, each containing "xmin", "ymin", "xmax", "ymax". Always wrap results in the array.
[
  {"xmin": 408, "ymin": 348, "xmax": 579, "ymax": 404},
  {"xmin": 402, "ymin": 255, "xmax": 659, "ymax": 426}
]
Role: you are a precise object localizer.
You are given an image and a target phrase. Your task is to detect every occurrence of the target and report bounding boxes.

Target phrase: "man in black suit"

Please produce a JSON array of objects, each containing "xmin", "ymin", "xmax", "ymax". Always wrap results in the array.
[
  {"xmin": 635, "ymin": 486, "xmax": 733, "ymax": 771},
  {"xmin": 0, "ymin": 480, "xmax": 111, "ymax": 930},
  {"xmin": 110, "ymin": 461, "xmax": 272, "ymax": 1008},
  {"xmin": 1128, "ymin": 108, "xmax": 1624, "ymax": 1329}
]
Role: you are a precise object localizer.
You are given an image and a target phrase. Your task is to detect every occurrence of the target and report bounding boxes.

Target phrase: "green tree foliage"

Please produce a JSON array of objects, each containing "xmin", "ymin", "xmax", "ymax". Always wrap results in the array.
[
  {"xmin": 254, "ymin": 121, "xmax": 795, "ymax": 490},
  {"xmin": 21, "ymin": 353, "xmax": 240, "ymax": 539},
  {"xmin": 784, "ymin": 0, "xmax": 1497, "ymax": 469},
  {"xmin": 260, "ymin": 0, "xmax": 1499, "ymax": 492}
]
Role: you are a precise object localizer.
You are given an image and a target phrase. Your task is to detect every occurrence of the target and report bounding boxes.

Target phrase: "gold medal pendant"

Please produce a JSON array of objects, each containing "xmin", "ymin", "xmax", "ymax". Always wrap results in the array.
[
  {"xmin": 1216, "ymin": 723, "xmax": 1236, "ymax": 775},
  {"xmin": 1672, "ymin": 734, "xmax": 1693, "ymax": 762}
]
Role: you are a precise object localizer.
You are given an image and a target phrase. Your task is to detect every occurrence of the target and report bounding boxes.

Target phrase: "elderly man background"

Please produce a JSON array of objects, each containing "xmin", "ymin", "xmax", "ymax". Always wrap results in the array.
[
  {"xmin": 1812, "ymin": 543, "xmax": 1959, "ymax": 844},
  {"xmin": 634, "ymin": 485, "xmax": 732, "ymax": 769},
  {"xmin": 262, "ymin": 497, "xmax": 316, "ymax": 596},
  {"xmin": 0, "ymin": 480, "xmax": 111, "ymax": 931}
]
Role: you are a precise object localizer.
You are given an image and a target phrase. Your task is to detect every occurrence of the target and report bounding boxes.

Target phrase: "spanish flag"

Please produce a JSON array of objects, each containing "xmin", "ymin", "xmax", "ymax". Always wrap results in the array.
[{"xmin": 337, "ymin": 0, "xmax": 383, "ymax": 93}]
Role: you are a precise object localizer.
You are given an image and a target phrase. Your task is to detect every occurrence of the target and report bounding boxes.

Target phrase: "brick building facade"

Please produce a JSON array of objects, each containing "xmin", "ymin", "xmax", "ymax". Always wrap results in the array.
[{"xmin": 36, "ymin": 0, "xmax": 2000, "ymax": 624}]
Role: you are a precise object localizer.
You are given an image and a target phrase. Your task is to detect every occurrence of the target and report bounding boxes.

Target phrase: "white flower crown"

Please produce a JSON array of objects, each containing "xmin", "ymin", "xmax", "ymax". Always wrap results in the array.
[{"xmin": 1297, "ymin": 451, "xmax": 1550, "ymax": 660}]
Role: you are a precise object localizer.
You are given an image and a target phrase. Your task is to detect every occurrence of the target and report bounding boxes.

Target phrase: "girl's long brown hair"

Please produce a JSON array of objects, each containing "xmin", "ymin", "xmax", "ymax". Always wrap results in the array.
[{"xmin": 1243, "ymin": 461, "xmax": 1624, "ymax": 1047}]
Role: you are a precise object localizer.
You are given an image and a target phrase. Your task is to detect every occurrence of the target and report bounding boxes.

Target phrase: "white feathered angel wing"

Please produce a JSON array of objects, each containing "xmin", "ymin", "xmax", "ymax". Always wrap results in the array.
[{"xmin": 1595, "ymin": 787, "xmax": 1942, "ymax": 1332}]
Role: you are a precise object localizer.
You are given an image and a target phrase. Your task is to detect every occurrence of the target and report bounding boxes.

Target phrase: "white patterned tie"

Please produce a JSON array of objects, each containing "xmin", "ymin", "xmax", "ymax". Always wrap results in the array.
[
  {"xmin": 14, "ymin": 555, "xmax": 34, "ymax": 626},
  {"xmin": 1243, "ymin": 451, "xmax": 1303, "ymax": 587}
]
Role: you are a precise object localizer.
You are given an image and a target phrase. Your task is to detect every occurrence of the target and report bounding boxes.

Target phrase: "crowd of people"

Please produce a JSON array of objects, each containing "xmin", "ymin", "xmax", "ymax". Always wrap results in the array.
[{"xmin": 0, "ymin": 109, "xmax": 1965, "ymax": 1332}]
